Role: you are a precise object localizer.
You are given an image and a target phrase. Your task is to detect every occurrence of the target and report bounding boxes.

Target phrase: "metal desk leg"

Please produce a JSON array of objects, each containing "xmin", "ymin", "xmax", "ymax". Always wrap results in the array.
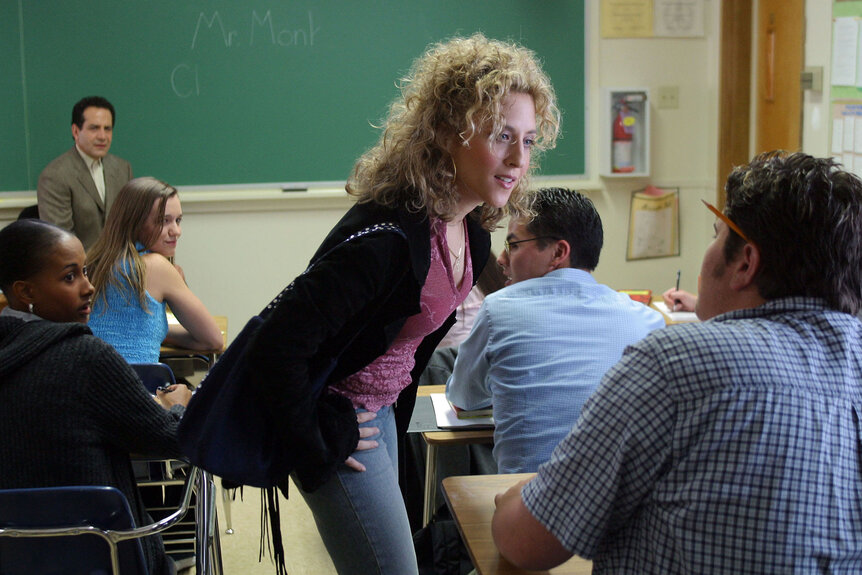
[
  {"xmin": 196, "ymin": 470, "xmax": 218, "ymax": 575},
  {"xmin": 209, "ymin": 511, "xmax": 224, "ymax": 575},
  {"xmin": 423, "ymin": 443, "xmax": 438, "ymax": 527},
  {"xmin": 222, "ymin": 486, "xmax": 234, "ymax": 534}
]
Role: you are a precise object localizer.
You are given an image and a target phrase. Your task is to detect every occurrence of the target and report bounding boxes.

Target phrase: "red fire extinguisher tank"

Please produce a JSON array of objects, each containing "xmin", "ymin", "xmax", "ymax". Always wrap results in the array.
[{"xmin": 612, "ymin": 102, "xmax": 636, "ymax": 173}]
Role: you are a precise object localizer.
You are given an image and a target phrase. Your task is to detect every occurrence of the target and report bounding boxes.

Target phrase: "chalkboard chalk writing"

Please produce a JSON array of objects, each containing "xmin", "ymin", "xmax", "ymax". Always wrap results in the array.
[
  {"xmin": 4, "ymin": 0, "xmax": 585, "ymax": 192},
  {"xmin": 191, "ymin": 11, "xmax": 319, "ymax": 49}
]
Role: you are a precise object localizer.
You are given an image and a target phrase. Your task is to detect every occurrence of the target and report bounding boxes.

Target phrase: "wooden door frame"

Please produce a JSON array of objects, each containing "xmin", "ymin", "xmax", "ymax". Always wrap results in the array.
[{"xmin": 717, "ymin": 0, "xmax": 752, "ymax": 209}]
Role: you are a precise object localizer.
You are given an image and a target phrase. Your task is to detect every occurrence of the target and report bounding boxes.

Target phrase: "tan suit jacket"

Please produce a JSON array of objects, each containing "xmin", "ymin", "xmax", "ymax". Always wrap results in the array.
[{"xmin": 36, "ymin": 147, "xmax": 132, "ymax": 250}]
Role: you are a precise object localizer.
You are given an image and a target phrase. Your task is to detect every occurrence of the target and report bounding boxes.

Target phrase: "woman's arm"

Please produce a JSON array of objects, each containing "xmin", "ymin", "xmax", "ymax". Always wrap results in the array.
[
  {"xmin": 143, "ymin": 253, "xmax": 223, "ymax": 351},
  {"xmin": 249, "ymin": 232, "xmax": 410, "ymax": 423},
  {"xmin": 85, "ymin": 340, "xmax": 186, "ymax": 459}
]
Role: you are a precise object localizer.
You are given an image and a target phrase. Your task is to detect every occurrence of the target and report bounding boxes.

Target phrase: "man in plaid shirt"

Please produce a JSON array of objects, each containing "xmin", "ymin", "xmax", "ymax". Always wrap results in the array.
[{"xmin": 492, "ymin": 151, "xmax": 862, "ymax": 574}]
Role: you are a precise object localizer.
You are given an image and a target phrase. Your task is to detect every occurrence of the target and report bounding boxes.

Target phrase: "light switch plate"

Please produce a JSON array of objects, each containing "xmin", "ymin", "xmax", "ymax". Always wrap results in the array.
[{"xmin": 658, "ymin": 85, "xmax": 679, "ymax": 109}]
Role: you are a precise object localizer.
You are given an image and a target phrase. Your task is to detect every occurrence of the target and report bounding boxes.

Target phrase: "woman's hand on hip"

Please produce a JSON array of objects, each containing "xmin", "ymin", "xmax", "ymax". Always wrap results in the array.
[{"xmin": 344, "ymin": 410, "xmax": 379, "ymax": 472}]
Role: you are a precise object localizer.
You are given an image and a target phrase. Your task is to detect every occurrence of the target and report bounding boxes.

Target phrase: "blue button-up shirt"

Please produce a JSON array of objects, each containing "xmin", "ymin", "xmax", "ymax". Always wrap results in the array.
[{"xmin": 446, "ymin": 268, "xmax": 665, "ymax": 473}]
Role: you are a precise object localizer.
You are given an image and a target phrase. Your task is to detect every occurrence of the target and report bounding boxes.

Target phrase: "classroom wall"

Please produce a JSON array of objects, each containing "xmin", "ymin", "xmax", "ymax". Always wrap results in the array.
[
  {"xmin": 0, "ymin": 0, "xmax": 836, "ymax": 343},
  {"xmin": 584, "ymin": 0, "xmax": 720, "ymax": 296},
  {"xmin": 801, "ymin": 0, "xmax": 833, "ymax": 155}
]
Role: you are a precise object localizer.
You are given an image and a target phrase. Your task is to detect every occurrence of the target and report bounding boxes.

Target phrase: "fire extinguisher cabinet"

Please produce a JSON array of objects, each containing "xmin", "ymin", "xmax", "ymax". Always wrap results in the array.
[{"xmin": 601, "ymin": 88, "xmax": 650, "ymax": 177}]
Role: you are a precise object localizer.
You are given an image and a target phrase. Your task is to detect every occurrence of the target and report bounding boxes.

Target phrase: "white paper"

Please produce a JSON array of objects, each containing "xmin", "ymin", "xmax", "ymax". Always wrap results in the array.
[
  {"xmin": 430, "ymin": 393, "xmax": 494, "ymax": 429},
  {"xmin": 845, "ymin": 116, "xmax": 856, "ymax": 151},
  {"xmin": 854, "ymin": 155, "xmax": 862, "ymax": 178},
  {"xmin": 833, "ymin": 118, "xmax": 845, "ymax": 154},
  {"xmin": 630, "ymin": 204, "xmax": 675, "ymax": 259},
  {"xmin": 652, "ymin": 301, "xmax": 699, "ymax": 323},
  {"xmin": 653, "ymin": 0, "xmax": 704, "ymax": 37},
  {"xmin": 854, "ymin": 117, "xmax": 862, "ymax": 152},
  {"xmin": 832, "ymin": 18, "xmax": 858, "ymax": 86},
  {"xmin": 857, "ymin": 21, "xmax": 862, "ymax": 88}
]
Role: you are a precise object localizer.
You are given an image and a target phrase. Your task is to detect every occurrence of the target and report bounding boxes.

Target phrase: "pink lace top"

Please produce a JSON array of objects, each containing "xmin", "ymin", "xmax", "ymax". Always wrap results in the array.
[{"xmin": 335, "ymin": 218, "xmax": 473, "ymax": 411}]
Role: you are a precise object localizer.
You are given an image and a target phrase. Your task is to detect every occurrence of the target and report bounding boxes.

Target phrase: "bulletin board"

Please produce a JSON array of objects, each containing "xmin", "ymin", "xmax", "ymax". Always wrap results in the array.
[{"xmin": 830, "ymin": 1, "xmax": 862, "ymax": 174}]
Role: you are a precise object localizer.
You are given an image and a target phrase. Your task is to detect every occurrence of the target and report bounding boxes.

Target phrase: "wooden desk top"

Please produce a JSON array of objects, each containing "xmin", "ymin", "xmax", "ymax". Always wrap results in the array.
[
  {"xmin": 159, "ymin": 315, "xmax": 228, "ymax": 356},
  {"xmin": 417, "ymin": 385, "xmax": 494, "ymax": 445},
  {"xmin": 442, "ymin": 474, "xmax": 592, "ymax": 575}
]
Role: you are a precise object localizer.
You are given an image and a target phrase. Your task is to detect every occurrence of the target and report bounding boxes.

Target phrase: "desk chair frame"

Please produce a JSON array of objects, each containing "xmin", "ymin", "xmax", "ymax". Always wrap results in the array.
[
  {"xmin": 131, "ymin": 364, "xmax": 233, "ymax": 540},
  {"xmin": 157, "ymin": 352, "xmax": 236, "ymax": 536},
  {"xmin": 0, "ymin": 466, "xmax": 200, "ymax": 575},
  {"xmin": 130, "ymin": 363, "xmax": 225, "ymax": 572}
]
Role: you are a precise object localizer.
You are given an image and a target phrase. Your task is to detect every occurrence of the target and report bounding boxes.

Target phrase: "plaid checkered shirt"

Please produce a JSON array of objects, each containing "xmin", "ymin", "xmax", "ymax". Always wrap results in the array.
[{"xmin": 523, "ymin": 297, "xmax": 862, "ymax": 574}]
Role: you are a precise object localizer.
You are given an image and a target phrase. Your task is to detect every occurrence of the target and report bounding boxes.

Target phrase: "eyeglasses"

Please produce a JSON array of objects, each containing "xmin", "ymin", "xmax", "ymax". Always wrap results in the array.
[
  {"xmin": 503, "ymin": 236, "xmax": 558, "ymax": 254},
  {"xmin": 701, "ymin": 200, "xmax": 755, "ymax": 246}
]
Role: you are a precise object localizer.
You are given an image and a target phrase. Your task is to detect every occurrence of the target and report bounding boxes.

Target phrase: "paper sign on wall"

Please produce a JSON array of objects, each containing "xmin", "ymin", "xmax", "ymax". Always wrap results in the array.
[{"xmin": 627, "ymin": 186, "xmax": 680, "ymax": 260}]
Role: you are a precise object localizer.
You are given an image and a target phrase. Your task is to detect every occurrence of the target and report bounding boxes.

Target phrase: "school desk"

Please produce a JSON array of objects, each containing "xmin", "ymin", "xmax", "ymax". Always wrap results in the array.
[
  {"xmin": 441, "ymin": 473, "xmax": 592, "ymax": 575},
  {"xmin": 416, "ymin": 384, "xmax": 494, "ymax": 527},
  {"xmin": 160, "ymin": 314, "xmax": 228, "ymax": 369}
]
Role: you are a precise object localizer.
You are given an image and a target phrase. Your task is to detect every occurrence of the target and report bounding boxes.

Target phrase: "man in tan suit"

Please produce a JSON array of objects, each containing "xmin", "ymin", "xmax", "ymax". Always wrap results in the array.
[{"xmin": 37, "ymin": 96, "xmax": 132, "ymax": 250}]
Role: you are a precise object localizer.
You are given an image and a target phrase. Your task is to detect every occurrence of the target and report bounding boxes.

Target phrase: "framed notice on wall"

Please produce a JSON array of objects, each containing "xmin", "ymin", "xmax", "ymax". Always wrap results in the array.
[
  {"xmin": 626, "ymin": 186, "xmax": 680, "ymax": 260},
  {"xmin": 831, "ymin": 1, "xmax": 862, "ymax": 172}
]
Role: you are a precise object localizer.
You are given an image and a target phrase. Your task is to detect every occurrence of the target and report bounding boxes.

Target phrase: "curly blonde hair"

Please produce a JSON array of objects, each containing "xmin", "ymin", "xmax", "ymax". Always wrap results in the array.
[{"xmin": 346, "ymin": 33, "xmax": 560, "ymax": 230}]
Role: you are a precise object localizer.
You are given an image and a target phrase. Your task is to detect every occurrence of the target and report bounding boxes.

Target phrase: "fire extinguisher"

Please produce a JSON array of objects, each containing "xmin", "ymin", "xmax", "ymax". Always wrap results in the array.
[{"xmin": 612, "ymin": 100, "xmax": 636, "ymax": 173}]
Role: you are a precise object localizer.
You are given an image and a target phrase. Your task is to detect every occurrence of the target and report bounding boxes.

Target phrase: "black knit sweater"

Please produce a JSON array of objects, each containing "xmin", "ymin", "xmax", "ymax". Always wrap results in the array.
[{"xmin": 0, "ymin": 316, "xmax": 185, "ymax": 575}]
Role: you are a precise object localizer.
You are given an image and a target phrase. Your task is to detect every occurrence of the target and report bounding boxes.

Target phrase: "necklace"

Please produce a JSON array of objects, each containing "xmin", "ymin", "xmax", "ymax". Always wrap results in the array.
[
  {"xmin": 447, "ymin": 220, "xmax": 465, "ymax": 263},
  {"xmin": 448, "ymin": 244, "xmax": 463, "ymax": 262}
]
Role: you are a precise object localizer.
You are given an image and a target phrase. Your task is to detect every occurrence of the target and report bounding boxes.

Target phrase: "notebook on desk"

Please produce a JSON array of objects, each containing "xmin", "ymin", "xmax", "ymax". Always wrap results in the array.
[
  {"xmin": 430, "ymin": 393, "xmax": 494, "ymax": 429},
  {"xmin": 407, "ymin": 395, "xmax": 440, "ymax": 433},
  {"xmin": 653, "ymin": 301, "xmax": 699, "ymax": 323}
]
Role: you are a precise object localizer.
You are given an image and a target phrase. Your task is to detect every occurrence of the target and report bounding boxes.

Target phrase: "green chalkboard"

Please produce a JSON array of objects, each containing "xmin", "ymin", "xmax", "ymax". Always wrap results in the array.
[{"xmin": 4, "ymin": 1, "xmax": 585, "ymax": 192}]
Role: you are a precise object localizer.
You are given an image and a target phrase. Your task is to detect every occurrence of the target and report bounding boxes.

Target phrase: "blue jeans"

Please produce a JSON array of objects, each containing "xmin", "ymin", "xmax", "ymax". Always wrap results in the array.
[{"xmin": 295, "ymin": 405, "xmax": 418, "ymax": 575}]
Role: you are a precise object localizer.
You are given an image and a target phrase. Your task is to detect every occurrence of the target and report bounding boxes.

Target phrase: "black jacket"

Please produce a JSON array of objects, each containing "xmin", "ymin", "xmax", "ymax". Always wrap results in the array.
[
  {"xmin": 247, "ymin": 200, "xmax": 490, "ymax": 490},
  {"xmin": 0, "ymin": 317, "xmax": 184, "ymax": 575}
]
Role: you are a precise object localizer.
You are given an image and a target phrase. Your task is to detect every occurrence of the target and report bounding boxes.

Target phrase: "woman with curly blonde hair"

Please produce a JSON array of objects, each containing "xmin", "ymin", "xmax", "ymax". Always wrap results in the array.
[{"xmin": 247, "ymin": 33, "xmax": 560, "ymax": 574}]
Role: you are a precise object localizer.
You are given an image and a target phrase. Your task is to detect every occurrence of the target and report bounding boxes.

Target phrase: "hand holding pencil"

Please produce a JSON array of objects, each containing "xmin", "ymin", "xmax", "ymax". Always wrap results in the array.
[{"xmin": 661, "ymin": 286, "xmax": 697, "ymax": 312}]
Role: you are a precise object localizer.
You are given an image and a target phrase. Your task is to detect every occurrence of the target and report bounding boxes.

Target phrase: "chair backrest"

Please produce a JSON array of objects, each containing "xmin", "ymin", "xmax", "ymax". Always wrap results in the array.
[
  {"xmin": 131, "ymin": 362, "xmax": 177, "ymax": 394},
  {"xmin": 17, "ymin": 204, "xmax": 39, "ymax": 220},
  {"xmin": 0, "ymin": 485, "xmax": 147, "ymax": 574}
]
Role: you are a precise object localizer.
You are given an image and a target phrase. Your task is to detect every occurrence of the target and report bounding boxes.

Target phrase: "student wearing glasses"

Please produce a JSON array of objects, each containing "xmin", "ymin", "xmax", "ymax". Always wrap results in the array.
[
  {"xmin": 446, "ymin": 187, "xmax": 665, "ymax": 474},
  {"xmin": 493, "ymin": 152, "xmax": 862, "ymax": 573}
]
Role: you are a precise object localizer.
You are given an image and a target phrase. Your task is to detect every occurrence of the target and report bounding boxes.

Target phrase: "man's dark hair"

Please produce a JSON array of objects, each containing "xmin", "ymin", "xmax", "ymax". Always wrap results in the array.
[
  {"xmin": 71, "ymin": 96, "xmax": 115, "ymax": 129},
  {"xmin": 527, "ymin": 187, "xmax": 603, "ymax": 271},
  {"xmin": 723, "ymin": 151, "xmax": 862, "ymax": 314}
]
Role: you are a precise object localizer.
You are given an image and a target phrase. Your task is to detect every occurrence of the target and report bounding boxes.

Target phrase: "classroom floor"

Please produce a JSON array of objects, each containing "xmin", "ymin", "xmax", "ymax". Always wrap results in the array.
[{"xmin": 203, "ymin": 479, "xmax": 337, "ymax": 574}]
